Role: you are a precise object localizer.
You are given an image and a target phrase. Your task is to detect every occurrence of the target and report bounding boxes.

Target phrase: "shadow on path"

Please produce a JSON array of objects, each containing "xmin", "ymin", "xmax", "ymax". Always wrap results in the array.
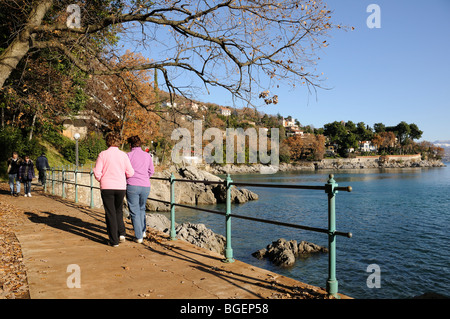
[
  {"xmin": 144, "ymin": 236, "xmax": 326, "ymax": 299},
  {"xmin": 24, "ymin": 211, "xmax": 108, "ymax": 245}
]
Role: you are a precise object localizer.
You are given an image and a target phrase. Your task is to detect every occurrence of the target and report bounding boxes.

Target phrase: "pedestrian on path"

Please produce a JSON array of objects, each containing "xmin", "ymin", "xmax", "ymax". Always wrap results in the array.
[
  {"xmin": 126, "ymin": 135, "xmax": 154, "ymax": 243},
  {"xmin": 18, "ymin": 155, "xmax": 35, "ymax": 197},
  {"xmin": 94, "ymin": 132, "xmax": 134, "ymax": 247},
  {"xmin": 7, "ymin": 151, "xmax": 22, "ymax": 196},
  {"xmin": 36, "ymin": 153, "xmax": 50, "ymax": 186}
]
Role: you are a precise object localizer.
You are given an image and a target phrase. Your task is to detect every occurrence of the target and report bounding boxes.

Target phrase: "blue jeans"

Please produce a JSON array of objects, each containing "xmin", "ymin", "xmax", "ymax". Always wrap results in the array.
[
  {"xmin": 126, "ymin": 185, "xmax": 150, "ymax": 240},
  {"xmin": 24, "ymin": 180, "xmax": 32, "ymax": 194},
  {"xmin": 8, "ymin": 174, "xmax": 20, "ymax": 194}
]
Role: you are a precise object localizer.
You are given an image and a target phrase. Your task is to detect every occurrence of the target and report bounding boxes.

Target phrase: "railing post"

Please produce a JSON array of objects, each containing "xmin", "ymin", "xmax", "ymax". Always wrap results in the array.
[
  {"xmin": 90, "ymin": 168, "xmax": 94, "ymax": 209},
  {"xmin": 51, "ymin": 168, "xmax": 55, "ymax": 195},
  {"xmin": 62, "ymin": 166, "xmax": 66, "ymax": 199},
  {"xmin": 169, "ymin": 173, "xmax": 177, "ymax": 240},
  {"xmin": 224, "ymin": 174, "xmax": 235, "ymax": 263},
  {"xmin": 74, "ymin": 167, "xmax": 78, "ymax": 203},
  {"xmin": 325, "ymin": 174, "xmax": 339, "ymax": 298},
  {"xmin": 43, "ymin": 168, "xmax": 47, "ymax": 192}
]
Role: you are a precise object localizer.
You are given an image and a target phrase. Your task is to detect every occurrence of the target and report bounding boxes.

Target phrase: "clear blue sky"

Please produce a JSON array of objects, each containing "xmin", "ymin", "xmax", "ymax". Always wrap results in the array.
[
  {"xmin": 121, "ymin": 0, "xmax": 449, "ymax": 142},
  {"xmin": 195, "ymin": 0, "xmax": 450, "ymax": 142}
]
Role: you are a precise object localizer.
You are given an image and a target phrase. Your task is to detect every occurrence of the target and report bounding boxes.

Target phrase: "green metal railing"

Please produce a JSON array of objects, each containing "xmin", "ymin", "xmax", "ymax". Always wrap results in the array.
[
  {"xmin": 44, "ymin": 167, "xmax": 352, "ymax": 298},
  {"xmin": 45, "ymin": 166, "xmax": 99, "ymax": 208}
]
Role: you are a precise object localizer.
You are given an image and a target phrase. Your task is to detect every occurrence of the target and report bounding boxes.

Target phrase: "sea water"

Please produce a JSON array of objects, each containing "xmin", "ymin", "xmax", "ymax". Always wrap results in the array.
[{"xmin": 153, "ymin": 164, "xmax": 450, "ymax": 299}]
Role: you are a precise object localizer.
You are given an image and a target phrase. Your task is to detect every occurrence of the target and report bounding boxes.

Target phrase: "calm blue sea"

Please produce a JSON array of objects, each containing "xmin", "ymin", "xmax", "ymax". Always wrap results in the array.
[{"xmin": 153, "ymin": 164, "xmax": 450, "ymax": 299}]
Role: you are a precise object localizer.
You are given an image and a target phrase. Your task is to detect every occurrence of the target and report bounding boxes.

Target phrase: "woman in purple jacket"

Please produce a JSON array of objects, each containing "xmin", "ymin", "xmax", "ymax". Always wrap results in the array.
[
  {"xmin": 126, "ymin": 135, "xmax": 155, "ymax": 243},
  {"xmin": 18, "ymin": 155, "xmax": 35, "ymax": 197}
]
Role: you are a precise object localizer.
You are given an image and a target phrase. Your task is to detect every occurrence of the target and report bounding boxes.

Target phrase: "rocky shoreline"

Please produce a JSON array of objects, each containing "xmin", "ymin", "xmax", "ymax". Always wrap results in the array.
[
  {"xmin": 146, "ymin": 213, "xmax": 226, "ymax": 254},
  {"xmin": 207, "ymin": 158, "xmax": 445, "ymax": 174},
  {"xmin": 146, "ymin": 166, "xmax": 258, "ymax": 212}
]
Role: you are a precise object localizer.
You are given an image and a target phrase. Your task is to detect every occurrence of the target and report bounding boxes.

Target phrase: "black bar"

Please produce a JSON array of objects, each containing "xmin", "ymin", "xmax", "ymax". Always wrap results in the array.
[
  {"xmin": 147, "ymin": 197, "xmax": 171, "ymax": 205},
  {"xmin": 229, "ymin": 213, "xmax": 351, "ymax": 237},
  {"xmin": 231, "ymin": 181, "xmax": 326, "ymax": 190},
  {"xmin": 173, "ymin": 179, "xmax": 225, "ymax": 185},
  {"xmin": 150, "ymin": 177, "xmax": 169, "ymax": 181},
  {"xmin": 173, "ymin": 203, "xmax": 227, "ymax": 216}
]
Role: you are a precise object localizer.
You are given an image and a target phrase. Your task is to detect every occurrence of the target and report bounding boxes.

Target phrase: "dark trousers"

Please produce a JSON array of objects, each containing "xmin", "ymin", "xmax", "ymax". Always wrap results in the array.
[
  {"xmin": 38, "ymin": 169, "xmax": 47, "ymax": 185},
  {"xmin": 101, "ymin": 189, "xmax": 126, "ymax": 245}
]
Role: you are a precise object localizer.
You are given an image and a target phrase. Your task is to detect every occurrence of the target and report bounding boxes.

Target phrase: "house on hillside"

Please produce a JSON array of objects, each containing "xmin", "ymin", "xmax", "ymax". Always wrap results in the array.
[
  {"xmin": 218, "ymin": 106, "xmax": 231, "ymax": 116},
  {"xmin": 282, "ymin": 117, "xmax": 296, "ymax": 127},
  {"xmin": 285, "ymin": 126, "xmax": 304, "ymax": 137},
  {"xmin": 61, "ymin": 110, "xmax": 108, "ymax": 140},
  {"xmin": 163, "ymin": 101, "xmax": 178, "ymax": 108},
  {"xmin": 359, "ymin": 140, "xmax": 377, "ymax": 153}
]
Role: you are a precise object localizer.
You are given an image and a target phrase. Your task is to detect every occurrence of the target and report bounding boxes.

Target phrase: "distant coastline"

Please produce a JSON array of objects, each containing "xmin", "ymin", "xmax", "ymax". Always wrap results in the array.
[{"xmin": 208, "ymin": 155, "xmax": 446, "ymax": 175}]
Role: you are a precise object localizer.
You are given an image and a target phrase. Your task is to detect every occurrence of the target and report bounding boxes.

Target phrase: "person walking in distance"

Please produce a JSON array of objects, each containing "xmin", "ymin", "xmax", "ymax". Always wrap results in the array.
[
  {"xmin": 126, "ymin": 136, "xmax": 155, "ymax": 243},
  {"xmin": 18, "ymin": 155, "xmax": 35, "ymax": 197},
  {"xmin": 94, "ymin": 133, "xmax": 134, "ymax": 247},
  {"xmin": 7, "ymin": 152, "xmax": 22, "ymax": 196},
  {"xmin": 36, "ymin": 153, "xmax": 50, "ymax": 186}
]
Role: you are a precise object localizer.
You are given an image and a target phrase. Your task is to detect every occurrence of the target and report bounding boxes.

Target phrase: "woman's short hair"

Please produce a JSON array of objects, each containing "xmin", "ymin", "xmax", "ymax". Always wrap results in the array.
[
  {"xmin": 105, "ymin": 132, "xmax": 121, "ymax": 147},
  {"xmin": 127, "ymin": 135, "xmax": 142, "ymax": 148}
]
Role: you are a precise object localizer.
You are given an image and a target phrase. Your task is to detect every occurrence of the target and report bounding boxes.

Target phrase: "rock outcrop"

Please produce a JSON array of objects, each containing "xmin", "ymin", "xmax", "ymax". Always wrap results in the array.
[
  {"xmin": 209, "ymin": 163, "xmax": 315, "ymax": 174},
  {"xmin": 173, "ymin": 222, "xmax": 226, "ymax": 255},
  {"xmin": 252, "ymin": 238, "xmax": 328, "ymax": 267},
  {"xmin": 146, "ymin": 213, "xmax": 225, "ymax": 254},
  {"xmin": 146, "ymin": 166, "xmax": 258, "ymax": 211}
]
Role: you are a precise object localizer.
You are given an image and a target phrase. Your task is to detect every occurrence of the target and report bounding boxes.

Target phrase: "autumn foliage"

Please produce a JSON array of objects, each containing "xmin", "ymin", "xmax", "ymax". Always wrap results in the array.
[
  {"xmin": 86, "ymin": 51, "xmax": 160, "ymax": 146},
  {"xmin": 283, "ymin": 134, "xmax": 325, "ymax": 161}
]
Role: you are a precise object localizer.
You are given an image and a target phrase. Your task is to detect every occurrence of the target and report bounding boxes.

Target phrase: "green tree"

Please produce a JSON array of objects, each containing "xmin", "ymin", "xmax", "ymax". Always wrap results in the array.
[
  {"xmin": 409, "ymin": 123, "xmax": 423, "ymax": 141},
  {"xmin": 356, "ymin": 122, "xmax": 373, "ymax": 141},
  {"xmin": 373, "ymin": 123, "xmax": 386, "ymax": 133},
  {"xmin": 395, "ymin": 121, "xmax": 411, "ymax": 145}
]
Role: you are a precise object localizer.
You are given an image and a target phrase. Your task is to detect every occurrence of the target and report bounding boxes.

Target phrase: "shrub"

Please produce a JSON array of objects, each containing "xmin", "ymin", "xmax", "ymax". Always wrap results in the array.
[
  {"xmin": 80, "ymin": 132, "xmax": 106, "ymax": 160},
  {"xmin": 62, "ymin": 141, "xmax": 89, "ymax": 165}
]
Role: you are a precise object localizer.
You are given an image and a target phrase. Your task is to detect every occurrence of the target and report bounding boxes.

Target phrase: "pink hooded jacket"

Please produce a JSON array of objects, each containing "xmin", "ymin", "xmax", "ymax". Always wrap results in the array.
[{"xmin": 94, "ymin": 147, "xmax": 134, "ymax": 190}]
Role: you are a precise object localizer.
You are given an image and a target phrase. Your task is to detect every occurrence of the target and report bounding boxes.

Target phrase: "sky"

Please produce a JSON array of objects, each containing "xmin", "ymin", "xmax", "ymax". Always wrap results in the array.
[{"xmin": 194, "ymin": 0, "xmax": 450, "ymax": 142}]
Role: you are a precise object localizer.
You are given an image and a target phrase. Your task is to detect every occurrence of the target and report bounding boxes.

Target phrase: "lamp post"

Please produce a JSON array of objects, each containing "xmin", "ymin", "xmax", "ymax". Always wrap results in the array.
[{"xmin": 74, "ymin": 133, "xmax": 80, "ymax": 167}]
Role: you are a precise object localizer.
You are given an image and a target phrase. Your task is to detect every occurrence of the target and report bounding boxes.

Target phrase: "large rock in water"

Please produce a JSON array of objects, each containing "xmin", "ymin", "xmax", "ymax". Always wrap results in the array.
[
  {"xmin": 252, "ymin": 238, "xmax": 328, "ymax": 267},
  {"xmin": 146, "ymin": 166, "xmax": 258, "ymax": 211}
]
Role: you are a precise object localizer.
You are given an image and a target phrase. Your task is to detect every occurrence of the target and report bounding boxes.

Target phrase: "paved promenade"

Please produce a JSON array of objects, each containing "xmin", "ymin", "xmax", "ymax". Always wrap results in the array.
[{"xmin": 0, "ymin": 183, "xmax": 347, "ymax": 299}]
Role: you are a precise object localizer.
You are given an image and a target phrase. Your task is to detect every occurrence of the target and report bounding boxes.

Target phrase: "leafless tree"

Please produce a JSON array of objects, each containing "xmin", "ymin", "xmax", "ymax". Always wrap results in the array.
[{"xmin": 0, "ymin": 0, "xmax": 339, "ymax": 108}]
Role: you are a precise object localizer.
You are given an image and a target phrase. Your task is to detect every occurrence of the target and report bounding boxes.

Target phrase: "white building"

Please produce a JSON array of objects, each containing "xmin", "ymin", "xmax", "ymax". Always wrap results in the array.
[
  {"xmin": 359, "ymin": 141, "xmax": 377, "ymax": 152},
  {"xmin": 219, "ymin": 106, "xmax": 231, "ymax": 116},
  {"xmin": 282, "ymin": 118, "xmax": 296, "ymax": 127}
]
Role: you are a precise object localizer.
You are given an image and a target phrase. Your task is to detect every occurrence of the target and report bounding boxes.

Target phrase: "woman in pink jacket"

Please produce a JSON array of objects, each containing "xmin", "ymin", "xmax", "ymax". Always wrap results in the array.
[{"xmin": 94, "ymin": 133, "xmax": 134, "ymax": 247}]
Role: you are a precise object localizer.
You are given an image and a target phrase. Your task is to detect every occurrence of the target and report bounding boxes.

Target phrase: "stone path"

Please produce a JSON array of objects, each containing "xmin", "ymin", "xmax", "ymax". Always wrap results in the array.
[{"xmin": 0, "ymin": 183, "xmax": 349, "ymax": 299}]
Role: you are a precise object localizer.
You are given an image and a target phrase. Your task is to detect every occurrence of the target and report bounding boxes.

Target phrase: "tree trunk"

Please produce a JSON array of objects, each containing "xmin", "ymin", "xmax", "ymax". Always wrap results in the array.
[
  {"xmin": 29, "ymin": 112, "xmax": 37, "ymax": 141},
  {"xmin": 0, "ymin": 0, "xmax": 53, "ymax": 90}
]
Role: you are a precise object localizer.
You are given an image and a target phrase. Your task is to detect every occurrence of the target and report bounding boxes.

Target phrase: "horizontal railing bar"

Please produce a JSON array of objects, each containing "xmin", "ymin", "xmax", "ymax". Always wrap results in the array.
[
  {"xmin": 229, "ymin": 213, "xmax": 352, "ymax": 238},
  {"xmin": 146, "ymin": 197, "xmax": 351, "ymax": 238},
  {"xmin": 172, "ymin": 203, "xmax": 227, "ymax": 216},
  {"xmin": 150, "ymin": 177, "xmax": 169, "ymax": 181},
  {"xmin": 231, "ymin": 181, "xmax": 352, "ymax": 192},
  {"xmin": 147, "ymin": 197, "xmax": 171, "ymax": 205},
  {"xmin": 231, "ymin": 181, "xmax": 325, "ymax": 190},
  {"xmin": 173, "ymin": 179, "xmax": 225, "ymax": 185},
  {"xmin": 51, "ymin": 172, "xmax": 352, "ymax": 192}
]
